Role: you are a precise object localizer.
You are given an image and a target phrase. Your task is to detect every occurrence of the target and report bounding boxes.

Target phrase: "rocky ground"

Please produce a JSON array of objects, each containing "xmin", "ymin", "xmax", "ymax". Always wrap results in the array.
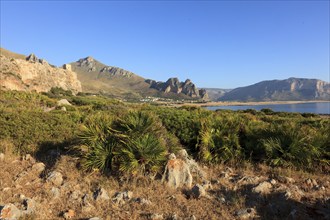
[{"xmin": 0, "ymin": 150, "xmax": 329, "ymax": 220}]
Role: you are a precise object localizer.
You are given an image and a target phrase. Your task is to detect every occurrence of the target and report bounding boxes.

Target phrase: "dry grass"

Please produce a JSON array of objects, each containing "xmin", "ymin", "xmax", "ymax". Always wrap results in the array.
[{"xmin": 1, "ymin": 154, "xmax": 329, "ymax": 220}]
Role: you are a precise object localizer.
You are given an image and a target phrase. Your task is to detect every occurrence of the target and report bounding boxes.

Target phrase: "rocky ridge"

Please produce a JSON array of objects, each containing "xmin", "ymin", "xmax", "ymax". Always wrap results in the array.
[
  {"xmin": 0, "ymin": 53, "xmax": 82, "ymax": 94},
  {"xmin": 73, "ymin": 56, "xmax": 135, "ymax": 79},
  {"xmin": 146, "ymin": 78, "xmax": 209, "ymax": 100}
]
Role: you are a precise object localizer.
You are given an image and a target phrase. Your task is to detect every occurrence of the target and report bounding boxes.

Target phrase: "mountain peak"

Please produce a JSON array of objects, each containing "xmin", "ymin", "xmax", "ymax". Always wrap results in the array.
[{"xmin": 77, "ymin": 56, "xmax": 98, "ymax": 71}]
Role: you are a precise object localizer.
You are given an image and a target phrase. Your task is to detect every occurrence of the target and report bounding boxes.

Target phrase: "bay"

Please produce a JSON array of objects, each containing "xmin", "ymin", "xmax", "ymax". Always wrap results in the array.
[{"xmin": 206, "ymin": 102, "xmax": 330, "ymax": 114}]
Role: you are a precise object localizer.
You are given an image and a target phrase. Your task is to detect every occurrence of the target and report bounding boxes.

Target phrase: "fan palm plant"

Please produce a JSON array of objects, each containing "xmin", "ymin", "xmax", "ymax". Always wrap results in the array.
[
  {"xmin": 116, "ymin": 110, "xmax": 163, "ymax": 138},
  {"xmin": 116, "ymin": 134, "xmax": 166, "ymax": 175},
  {"xmin": 197, "ymin": 115, "xmax": 242, "ymax": 164},
  {"xmin": 259, "ymin": 123, "xmax": 323, "ymax": 168},
  {"xmin": 77, "ymin": 114, "xmax": 119, "ymax": 173}
]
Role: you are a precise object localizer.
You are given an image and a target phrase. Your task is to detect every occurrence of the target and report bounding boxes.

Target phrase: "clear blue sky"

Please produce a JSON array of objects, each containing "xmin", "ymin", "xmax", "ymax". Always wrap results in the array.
[{"xmin": 1, "ymin": 1, "xmax": 329, "ymax": 88}]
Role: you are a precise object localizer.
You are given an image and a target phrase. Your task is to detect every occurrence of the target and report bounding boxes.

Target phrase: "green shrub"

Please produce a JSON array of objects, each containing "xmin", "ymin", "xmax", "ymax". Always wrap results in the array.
[
  {"xmin": 197, "ymin": 114, "xmax": 243, "ymax": 164},
  {"xmin": 77, "ymin": 110, "xmax": 170, "ymax": 175},
  {"xmin": 0, "ymin": 110, "xmax": 81, "ymax": 154},
  {"xmin": 43, "ymin": 87, "xmax": 73, "ymax": 98},
  {"xmin": 116, "ymin": 134, "xmax": 166, "ymax": 175},
  {"xmin": 78, "ymin": 114, "xmax": 118, "ymax": 173}
]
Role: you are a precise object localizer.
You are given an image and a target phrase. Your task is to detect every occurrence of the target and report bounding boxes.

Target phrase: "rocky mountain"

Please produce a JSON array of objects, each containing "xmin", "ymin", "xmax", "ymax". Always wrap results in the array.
[
  {"xmin": 69, "ymin": 56, "xmax": 208, "ymax": 100},
  {"xmin": 203, "ymin": 88, "xmax": 232, "ymax": 101},
  {"xmin": 220, "ymin": 78, "xmax": 330, "ymax": 101},
  {"xmin": 0, "ymin": 49, "xmax": 82, "ymax": 94},
  {"xmin": 67, "ymin": 56, "xmax": 151, "ymax": 99},
  {"xmin": 146, "ymin": 78, "xmax": 208, "ymax": 100},
  {"xmin": 0, "ymin": 48, "xmax": 208, "ymax": 100}
]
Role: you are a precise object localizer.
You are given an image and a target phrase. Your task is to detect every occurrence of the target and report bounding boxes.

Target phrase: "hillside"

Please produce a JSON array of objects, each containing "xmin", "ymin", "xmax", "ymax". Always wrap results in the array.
[
  {"xmin": 203, "ymin": 88, "xmax": 232, "ymax": 101},
  {"xmin": 0, "ymin": 47, "xmax": 26, "ymax": 60},
  {"xmin": 220, "ymin": 78, "xmax": 330, "ymax": 101},
  {"xmin": 67, "ymin": 56, "xmax": 153, "ymax": 99},
  {"xmin": 0, "ymin": 48, "xmax": 207, "ymax": 100},
  {"xmin": 69, "ymin": 57, "xmax": 207, "ymax": 100}
]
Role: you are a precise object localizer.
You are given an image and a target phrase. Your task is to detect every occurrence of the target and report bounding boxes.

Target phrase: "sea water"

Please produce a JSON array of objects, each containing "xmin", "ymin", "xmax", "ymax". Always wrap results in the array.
[{"xmin": 206, "ymin": 102, "xmax": 330, "ymax": 114}]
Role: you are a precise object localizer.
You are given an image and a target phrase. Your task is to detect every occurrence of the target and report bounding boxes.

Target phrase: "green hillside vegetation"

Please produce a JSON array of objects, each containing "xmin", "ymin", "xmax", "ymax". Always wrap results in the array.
[{"xmin": 0, "ymin": 90, "xmax": 329, "ymax": 174}]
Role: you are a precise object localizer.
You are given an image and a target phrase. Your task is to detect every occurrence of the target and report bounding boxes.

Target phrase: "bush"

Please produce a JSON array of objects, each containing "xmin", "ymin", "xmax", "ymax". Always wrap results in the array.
[
  {"xmin": 116, "ymin": 134, "xmax": 166, "ymax": 175},
  {"xmin": 43, "ymin": 87, "xmax": 73, "ymax": 98},
  {"xmin": 77, "ymin": 110, "xmax": 169, "ymax": 175},
  {"xmin": 0, "ymin": 110, "xmax": 81, "ymax": 154},
  {"xmin": 197, "ymin": 114, "xmax": 243, "ymax": 164},
  {"xmin": 78, "ymin": 114, "xmax": 117, "ymax": 173}
]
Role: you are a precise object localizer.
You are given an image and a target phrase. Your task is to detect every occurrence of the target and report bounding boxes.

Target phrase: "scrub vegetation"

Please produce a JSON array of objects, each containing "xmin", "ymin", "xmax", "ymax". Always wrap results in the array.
[
  {"xmin": 1, "ymin": 90, "xmax": 329, "ymax": 173},
  {"xmin": 0, "ymin": 90, "xmax": 329, "ymax": 219}
]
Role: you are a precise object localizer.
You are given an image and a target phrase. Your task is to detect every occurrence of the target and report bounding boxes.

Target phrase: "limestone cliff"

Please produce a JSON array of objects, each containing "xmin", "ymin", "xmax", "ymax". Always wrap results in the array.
[{"xmin": 0, "ymin": 53, "xmax": 82, "ymax": 94}]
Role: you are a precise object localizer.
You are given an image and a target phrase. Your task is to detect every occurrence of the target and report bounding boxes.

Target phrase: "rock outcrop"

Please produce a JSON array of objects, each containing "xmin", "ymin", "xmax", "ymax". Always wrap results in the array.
[
  {"xmin": 75, "ymin": 56, "xmax": 134, "ymax": 78},
  {"xmin": 146, "ymin": 78, "xmax": 209, "ymax": 99},
  {"xmin": 162, "ymin": 153, "xmax": 193, "ymax": 188},
  {"xmin": 161, "ymin": 150, "xmax": 206, "ymax": 188},
  {"xmin": 0, "ymin": 53, "xmax": 82, "ymax": 94}
]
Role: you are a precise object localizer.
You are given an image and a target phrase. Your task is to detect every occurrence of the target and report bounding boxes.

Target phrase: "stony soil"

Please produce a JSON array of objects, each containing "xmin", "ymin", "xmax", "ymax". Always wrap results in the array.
[{"xmin": 0, "ymin": 151, "xmax": 329, "ymax": 220}]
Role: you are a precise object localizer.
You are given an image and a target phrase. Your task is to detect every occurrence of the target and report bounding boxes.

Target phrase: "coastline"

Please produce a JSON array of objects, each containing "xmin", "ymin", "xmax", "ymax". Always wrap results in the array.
[{"xmin": 178, "ymin": 100, "xmax": 330, "ymax": 107}]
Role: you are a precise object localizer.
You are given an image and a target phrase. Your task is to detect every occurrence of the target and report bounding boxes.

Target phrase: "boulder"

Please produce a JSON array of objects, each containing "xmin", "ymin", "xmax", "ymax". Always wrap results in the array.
[
  {"xmin": 26, "ymin": 53, "xmax": 38, "ymax": 62},
  {"xmin": 46, "ymin": 171, "xmax": 63, "ymax": 186},
  {"xmin": 93, "ymin": 188, "xmax": 110, "ymax": 201},
  {"xmin": 252, "ymin": 181, "xmax": 272, "ymax": 194},
  {"xmin": 134, "ymin": 197, "xmax": 152, "ymax": 205},
  {"xmin": 112, "ymin": 191, "xmax": 133, "ymax": 204},
  {"xmin": 237, "ymin": 176, "xmax": 260, "ymax": 184},
  {"xmin": 162, "ymin": 157, "xmax": 192, "ymax": 188},
  {"xmin": 234, "ymin": 208, "xmax": 256, "ymax": 219},
  {"xmin": 63, "ymin": 209, "xmax": 75, "ymax": 219},
  {"xmin": 168, "ymin": 213, "xmax": 179, "ymax": 220},
  {"xmin": 81, "ymin": 193, "xmax": 94, "ymax": 213},
  {"xmin": 0, "ymin": 204, "xmax": 22, "ymax": 219},
  {"xmin": 22, "ymin": 198, "xmax": 36, "ymax": 214},
  {"xmin": 0, "ymin": 153, "xmax": 4, "ymax": 161},
  {"xmin": 38, "ymin": 59, "xmax": 48, "ymax": 65},
  {"xmin": 277, "ymin": 176, "xmax": 295, "ymax": 184},
  {"xmin": 57, "ymin": 99, "xmax": 72, "ymax": 106},
  {"xmin": 177, "ymin": 149, "xmax": 206, "ymax": 179},
  {"xmin": 191, "ymin": 184, "xmax": 206, "ymax": 199},
  {"xmin": 50, "ymin": 187, "xmax": 60, "ymax": 198},
  {"xmin": 306, "ymin": 178, "xmax": 318, "ymax": 188},
  {"xmin": 69, "ymin": 190, "xmax": 82, "ymax": 201},
  {"xmin": 270, "ymin": 179, "xmax": 277, "ymax": 185},
  {"xmin": 22, "ymin": 154, "xmax": 36, "ymax": 164},
  {"xmin": 149, "ymin": 213, "xmax": 163, "ymax": 219},
  {"xmin": 188, "ymin": 215, "xmax": 197, "ymax": 220},
  {"xmin": 32, "ymin": 162, "xmax": 45, "ymax": 174},
  {"xmin": 201, "ymin": 180, "xmax": 212, "ymax": 190},
  {"xmin": 82, "ymin": 193, "xmax": 91, "ymax": 206}
]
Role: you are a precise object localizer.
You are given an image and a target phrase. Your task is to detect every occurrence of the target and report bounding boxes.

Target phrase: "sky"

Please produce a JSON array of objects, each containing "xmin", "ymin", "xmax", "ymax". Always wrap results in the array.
[{"xmin": 1, "ymin": 1, "xmax": 329, "ymax": 89}]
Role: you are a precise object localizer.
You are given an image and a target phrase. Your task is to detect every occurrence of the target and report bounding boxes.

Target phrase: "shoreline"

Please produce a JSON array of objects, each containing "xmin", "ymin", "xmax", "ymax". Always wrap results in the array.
[{"xmin": 178, "ymin": 100, "xmax": 330, "ymax": 107}]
